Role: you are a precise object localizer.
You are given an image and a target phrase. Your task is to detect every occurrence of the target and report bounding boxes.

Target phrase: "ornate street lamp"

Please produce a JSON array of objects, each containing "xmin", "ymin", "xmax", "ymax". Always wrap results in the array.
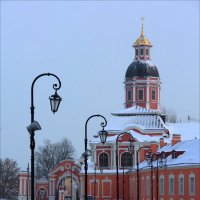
[
  {"xmin": 98, "ymin": 129, "xmax": 108, "ymax": 144},
  {"xmin": 28, "ymin": 73, "xmax": 62, "ymax": 200},
  {"xmin": 155, "ymin": 151, "xmax": 167, "ymax": 200},
  {"xmin": 84, "ymin": 114, "xmax": 107, "ymax": 200},
  {"xmin": 145, "ymin": 151, "xmax": 153, "ymax": 200},
  {"xmin": 145, "ymin": 151, "xmax": 167, "ymax": 200},
  {"xmin": 116, "ymin": 132, "xmax": 134, "ymax": 200},
  {"xmin": 49, "ymin": 90, "xmax": 62, "ymax": 113},
  {"xmin": 136, "ymin": 146, "xmax": 151, "ymax": 200}
]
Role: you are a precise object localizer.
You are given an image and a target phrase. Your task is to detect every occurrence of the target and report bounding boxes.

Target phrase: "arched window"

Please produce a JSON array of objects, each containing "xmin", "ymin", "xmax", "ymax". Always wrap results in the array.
[
  {"xmin": 99, "ymin": 152, "xmax": 109, "ymax": 167},
  {"xmin": 121, "ymin": 152, "xmax": 133, "ymax": 167},
  {"xmin": 152, "ymin": 89, "xmax": 156, "ymax": 100},
  {"xmin": 136, "ymin": 49, "xmax": 139, "ymax": 56},
  {"xmin": 146, "ymin": 48, "xmax": 149, "ymax": 56},
  {"xmin": 140, "ymin": 48, "xmax": 144, "ymax": 55}
]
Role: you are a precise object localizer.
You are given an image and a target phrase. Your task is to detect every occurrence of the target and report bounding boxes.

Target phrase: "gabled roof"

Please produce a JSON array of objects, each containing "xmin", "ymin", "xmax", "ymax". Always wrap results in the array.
[
  {"xmin": 105, "ymin": 106, "xmax": 166, "ymax": 134},
  {"xmin": 138, "ymin": 139, "xmax": 200, "ymax": 169}
]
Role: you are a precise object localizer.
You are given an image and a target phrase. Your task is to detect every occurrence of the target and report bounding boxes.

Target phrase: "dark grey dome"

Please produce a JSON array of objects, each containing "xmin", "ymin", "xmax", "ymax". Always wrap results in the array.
[{"xmin": 125, "ymin": 60, "xmax": 159, "ymax": 78}]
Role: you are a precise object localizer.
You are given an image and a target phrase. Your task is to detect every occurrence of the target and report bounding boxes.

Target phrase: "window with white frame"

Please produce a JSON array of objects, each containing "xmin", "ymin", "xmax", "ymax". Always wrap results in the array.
[
  {"xmin": 179, "ymin": 175, "xmax": 184, "ymax": 195},
  {"xmin": 121, "ymin": 152, "xmax": 133, "ymax": 167},
  {"xmin": 169, "ymin": 175, "xmax": 174, "ymax": 195},
  {"xmin": 189, "ymin": 174, "xmax": 195, "ymax": 195},
  {"xmin": 146, "ymin": 176, "xmax": 150, "ymax": 195},
  {"xmin": 159, "ymin": 176, "xmax": 164, "ymax": 195},
  {"xmin": 127, "ymin": 90, "xmax": 132, "ymax": 101},
  {"xmin": 99, "ymin": 152, "xmax": 109, "ymax": 167},
  {"xmin": 151, "ymin": 89, "xmax": 156, "ymax": 100},
  {"xmin": 138, "ymin": 89, "xmax": 144, "ymax": 100}
]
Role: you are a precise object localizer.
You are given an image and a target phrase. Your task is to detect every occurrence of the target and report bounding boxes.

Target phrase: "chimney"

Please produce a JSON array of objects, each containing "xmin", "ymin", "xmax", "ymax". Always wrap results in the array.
[
  {"xmin": 171, "ymin": 134, "xmax": 181, "ymax": 145},
  {"xmin": 159, "ymin": 138, "xmax": 165, "ymax": 148},
  {"xmin": 150, "ymin": 142, "xmax": 158, "ymax": 153}
]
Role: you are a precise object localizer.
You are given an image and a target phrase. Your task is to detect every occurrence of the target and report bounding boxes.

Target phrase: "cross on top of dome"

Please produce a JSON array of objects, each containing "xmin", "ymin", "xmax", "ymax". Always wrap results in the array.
[{"xmin": 133, "ymin": 17, "xmax": 152, "ymax": 47}]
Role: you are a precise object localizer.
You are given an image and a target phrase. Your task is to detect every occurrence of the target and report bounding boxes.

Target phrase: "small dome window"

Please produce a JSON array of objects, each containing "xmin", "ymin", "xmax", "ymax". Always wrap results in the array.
[
  {"xmin": 146, "ymin": 48, "xmax": 149, "ymax": 56},
  {"xmin": 140, "ymin": 49, "xmax": 144, "ymax": 55},
  {"xmin": 136, "ymin": 49, "xmax": 139, "ymax": 56}
]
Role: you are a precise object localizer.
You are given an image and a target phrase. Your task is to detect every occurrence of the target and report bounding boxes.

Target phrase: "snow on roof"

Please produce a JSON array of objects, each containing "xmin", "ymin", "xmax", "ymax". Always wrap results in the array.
[
  {"xmin": 111, "ymin": 106, "xmax": 159, "ymax": 116},
  {"xmin": 138, "ymin": 139, "xmax": 200, "ymax": 169},
  {"xmin": 105, "ymin": 114, "xmax": 165, "ymax": 132},
  {"xmin": 167, "ymin": 122, "xmax": 199, "ymax": 140}
]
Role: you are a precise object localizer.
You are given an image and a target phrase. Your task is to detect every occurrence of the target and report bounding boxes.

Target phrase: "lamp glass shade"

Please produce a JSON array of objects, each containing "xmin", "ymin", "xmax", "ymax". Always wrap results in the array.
[
  {"xmin": 99, "ymin": 130, "xmax": 108, "ymax": 144},
  {"xmin": 49, "ymin": 92, "xmax": 62, "ymax": 113},
  {"xmin": 161, "ymin": 151, "xmax": 166, "ymax": 159},
  {"xmin": 145, "ymin": 154, "xmax": 151, "ymax": 165},
  {"xmin": 159, "ymin": 159, "xmax": 163, "ymax": 167}
]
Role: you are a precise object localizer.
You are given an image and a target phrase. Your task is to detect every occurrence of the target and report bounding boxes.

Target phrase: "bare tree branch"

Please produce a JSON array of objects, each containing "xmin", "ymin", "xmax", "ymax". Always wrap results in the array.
[
  {"xmin": 0, "ymin": 158, "xmax": 20, "ymax": 199},
  {"xmin": 35, "ymin": 137, "xmax": 75, "ymax": 179},
  {"xmin": 160, "ymin": 106, "xmax": 178, "ymax": 123}
]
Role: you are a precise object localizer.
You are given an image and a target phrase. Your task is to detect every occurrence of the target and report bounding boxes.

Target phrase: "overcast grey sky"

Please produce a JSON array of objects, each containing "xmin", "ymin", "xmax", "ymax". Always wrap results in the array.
[{"xmin": 0, "ymin": 1, "xmax": 199, "ymax": 170}]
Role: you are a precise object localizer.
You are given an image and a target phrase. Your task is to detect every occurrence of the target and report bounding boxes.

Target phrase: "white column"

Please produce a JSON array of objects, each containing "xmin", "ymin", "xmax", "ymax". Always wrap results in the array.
[
  {"xmin": 146, "ymin": 80, "xmax": 150, "ymax": 109},
  {"xmin": 133, "ymin": 80, "xmax": 136, "ymax": 106},
  {"xmin": 20, "ymin": 177, "xmax": 23, "ymax": 195},
  {"xmin": 23, "ymin": 178, "xmax": 27, "ymax": 196},
  {"xmin": 49, "ymin": 178, "xmax": 56, "ymax": 200},
  {"xmin": 157, "ymin": 80, "xmax": 160, "ymax": 110}
]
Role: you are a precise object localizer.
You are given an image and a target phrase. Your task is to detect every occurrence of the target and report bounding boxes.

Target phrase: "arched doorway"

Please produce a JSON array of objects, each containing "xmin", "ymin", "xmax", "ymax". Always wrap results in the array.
[
  {"xmin": 37, "ymin": 188, "xmax": 47, "ymax": 200},
  {"xmin": 56, "ymin": 175, "xmax": 79, "ymax": 200}
]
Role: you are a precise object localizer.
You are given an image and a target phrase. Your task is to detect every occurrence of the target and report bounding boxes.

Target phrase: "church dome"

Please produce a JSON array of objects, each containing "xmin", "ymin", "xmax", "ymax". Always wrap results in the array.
[
  {"xmin": 134, "ymin": 36, "xmax": 152, "ymax": 46},
  {"xmin": 125, "ymin": 60, "xmax": 159, "ymax": 78}
]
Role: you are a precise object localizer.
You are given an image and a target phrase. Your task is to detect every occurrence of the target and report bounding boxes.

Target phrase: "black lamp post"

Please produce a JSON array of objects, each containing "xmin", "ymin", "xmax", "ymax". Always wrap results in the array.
[
  {"xmin": 145, "ymin": 151, "xmax": 153, "ymax": 200},
  {"xmin": 93, "ymin": 163, "xmax": 96, "ymax": 200},
  {"xmin": 146, "ymin": 151, "xmax": 167, "ymax": 200},
  {"xmin": 136, "ymin": 146, "xmax": 151, "ymax": 200},
  {"xmin": 27, "ymin": 163, "xmax": 29, "ymax": 200},
  {"xmin": 71, "ymin": 168, "xmax": 73, "ymax": 200},
  {"xmin": 27, "ymin": 73, "xmax": 62, "ymax": 200},
  {"xmin": 122, "ymin": 165, "xmax": 125, "ymax": 200},
  {"xmin": 116, "ymin": 132, "xmax": 134, "ymax": 200},
  {"xmin": 84, "ymin": 114, "xmax": 107, "ymax": 200},
  {"xmin": 155, "ymin": 151, "xmax": 167, "ymax": 200}
]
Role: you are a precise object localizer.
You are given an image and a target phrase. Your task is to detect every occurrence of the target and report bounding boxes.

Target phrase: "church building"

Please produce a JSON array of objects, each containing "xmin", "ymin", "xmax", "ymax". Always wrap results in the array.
[{"xmin": 18, "ymin": 20, "xmax": 200, "ymax": 200}]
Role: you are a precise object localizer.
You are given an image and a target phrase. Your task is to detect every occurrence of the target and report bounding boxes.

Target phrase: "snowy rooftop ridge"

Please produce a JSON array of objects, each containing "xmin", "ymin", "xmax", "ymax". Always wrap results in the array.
[
  {"xmin": 138, "ymin": 139, "xmax": 200, "ymax": 169},
  {"xmin": 105, "ymin": 114, "xmax": 166, "ymax": 132},
  {"xmin": 112, "ymin": 106, "xmax": 159, "ymax": 116}
]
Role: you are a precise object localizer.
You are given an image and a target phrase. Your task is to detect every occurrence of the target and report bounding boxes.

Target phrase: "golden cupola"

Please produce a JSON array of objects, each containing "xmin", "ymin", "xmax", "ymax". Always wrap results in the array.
[
  {"xmin": 133, "ymin": 18, "xmax": 152, "ymax": 61},
  {"xmin": 133, "ymin": 19, "xmax": 152, "ymax": 47}
]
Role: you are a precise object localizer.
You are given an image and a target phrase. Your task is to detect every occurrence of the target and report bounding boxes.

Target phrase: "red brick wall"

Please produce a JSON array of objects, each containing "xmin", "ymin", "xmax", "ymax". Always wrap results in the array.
[{"xmin": 130, "ymin": 166, "xmax": 200, "ymax": 200}]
